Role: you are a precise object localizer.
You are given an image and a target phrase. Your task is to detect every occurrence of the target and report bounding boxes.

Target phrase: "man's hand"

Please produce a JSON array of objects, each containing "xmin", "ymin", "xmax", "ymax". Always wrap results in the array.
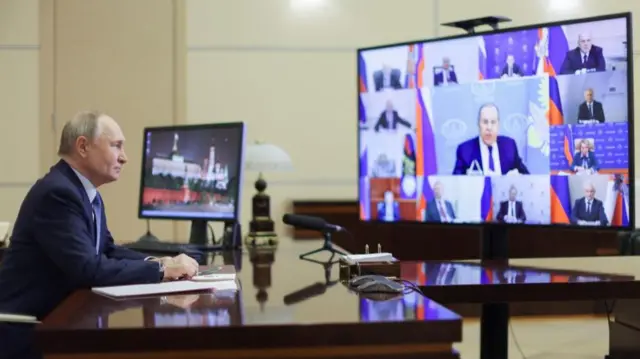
[
  {"xmin": 163, "ymin": 263, "xmax": 197, "ymax": 281},
  {"xmin": 171, "ymin": 254, "xmax": 199, "ymax": 274}
]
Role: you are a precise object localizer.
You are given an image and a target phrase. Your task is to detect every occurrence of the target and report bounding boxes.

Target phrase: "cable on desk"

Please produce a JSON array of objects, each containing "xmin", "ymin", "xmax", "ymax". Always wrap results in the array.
[
  {"xmin": 508, "ymin": 321, "xmax": 527, "ymax": 359},
  {"xmin": 604, "ymin": 299, "xmax": 616, "ymax": 334},
  {"xmin": 208, "ymin": 223, "xmax": 219, "ymax": 245}
]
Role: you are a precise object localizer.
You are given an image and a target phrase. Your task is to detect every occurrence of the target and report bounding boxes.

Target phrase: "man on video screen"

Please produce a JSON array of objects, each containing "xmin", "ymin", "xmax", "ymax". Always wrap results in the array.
[
  {"xmin": 560, "ymin": 32, "xmax": 606, "ymax": 75},
  {"xmin": 424, "ymin": 181, "xmax": 456, "ymax": 222},
  {"xmin": 373, "ymin": 64, "xmax": 403, "ymax": 91},
  {"xmin": 453, "ymin": 103, "xmax": 529, "ymax": 176},
  {"xmin": 374, "ymin": 99, "xmax": 412, "ymax": 132},
  {"xmin": 496, "ymin": 185, "xmax": 526, "ymax": 224},
  {"xmin": 570, "ymin": 181, "xmax": 608, "ymax": 226},
  {"xmin": 577, "ymin": 88, "xmax": 605, "ymax": 123},
  {"xmin": 571, "ymin": 139, "xmax": 599, "ymax": 174},
  {"xmin": 376, "ymin": 190, "xmax": 400, "ymax": 222}
]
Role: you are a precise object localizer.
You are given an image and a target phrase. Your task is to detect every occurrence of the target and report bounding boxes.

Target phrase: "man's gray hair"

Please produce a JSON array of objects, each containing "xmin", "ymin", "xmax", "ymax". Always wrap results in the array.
[{"xmin": 57, "ymin": 110, "xmax": 105, "ymax": 156}]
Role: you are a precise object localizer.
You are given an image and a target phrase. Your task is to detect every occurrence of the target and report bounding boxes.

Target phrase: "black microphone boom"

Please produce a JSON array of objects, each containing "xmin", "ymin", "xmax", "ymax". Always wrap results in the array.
[
  {"xmin": 282, "ymin": 214, "xmax": 344, "ymax": 233},
  {"xmin": 281, "ymin": 213, "xmax": 347, "ymax": 260}
]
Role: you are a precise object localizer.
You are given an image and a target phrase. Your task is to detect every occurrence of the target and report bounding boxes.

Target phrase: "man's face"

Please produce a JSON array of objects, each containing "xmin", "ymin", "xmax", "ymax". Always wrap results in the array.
[
  {"xmin": 506, "ymin": 55, "xmax": 514, "ymax": 66},
  {"xmin": 578, "ymin": 34, "xmax": 592, "ymax": 53},
  {"xmin": 584, "ymin": 90, "xmax": 593, "ymax": 102},
  {"xmin": 509, "ymin": 188, "xmax": 517, "ymax": 201},
  {"xmin": 433, "ymin": 183, "xmax": 443, "ymax": 198},
  {"xmin": 385, "ymin": 100, "xmax": 394, "ymax": 111},
  {"xmin": 478, "ymin": 106, "xmax": 499, "ymax": 146},
  {"xmin": 580, "ymin": 143, "xmax": 589, "ymax": 155},
  {"xmin": 442, "ymin": 59, "xmax": 450, "ymax": 69},
  {"xmin": 584, "ymin": 185, "xmax": 596, "ymax": 200},
  {"xmin": 82, "ymin": 116, "xmax": 127, "ymax": 186}
]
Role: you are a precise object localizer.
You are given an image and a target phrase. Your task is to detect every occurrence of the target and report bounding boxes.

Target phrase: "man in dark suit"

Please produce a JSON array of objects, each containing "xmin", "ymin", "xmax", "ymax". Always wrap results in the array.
[
  {"xmin": 570, "ymin": 181, "xmax": 608, "ymax": 226},
  {"xmin": 376, "ymin": 190, "xmax": 400, "ymax": 222},
  {"xmin": 373, "ymin": 64, "xmax": 403, "ymax": 91},
  {"xmin": 0, "ymin": 111, "xmax": 199, "ymax": 321},
  {"xmin": 453, "ymin": 103, "xmax": 529, "ymax": 175},
  {"xmin": 560, "ymin": 33, "xmax": 606, "ymax": 75},
  {"xmin": 576, "ymin": 88, "xmax": 606, "ymax": 123},
  {"xmin": 433, "ymin": 57, "xmax": 458, "ymax": 86},
  {"xmin": 425, "ymin": 181, "xmax": 456, "ymax": 222},
  {"xmin": 496, "ymin": 185, "xmax": 526, "ymax": 224},
  {"xmin": 571, "ymin": 139, "xmax": 599, "ymax": 173},
  {"xmin": 500, "ymin": 55, "xmax": 523, "ymax": 78},
  {"xmin": 374, "ymin": 99, "xmax": 412, "ymax": 132}
]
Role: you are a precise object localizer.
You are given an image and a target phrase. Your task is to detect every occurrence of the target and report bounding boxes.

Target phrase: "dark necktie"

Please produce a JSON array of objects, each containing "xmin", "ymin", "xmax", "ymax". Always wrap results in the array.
[
  {"xmin": 510, "ymin": 202, "xmax": 515, "ymax": 217},
  {"xmin": 587, "ymin": 200, "xmax": 592, "ymax": 214},
  {"xmin": 92, "ymin": 194, "xmax": 102, "ymax": 255},
  {"xmin": 589, "ymin": 103, "xmax": 593, "ymax": 117},
  {"xmin": 488, "ymin": 145, "xmax": 495, "ymax": 172},
  {"xmin": 583, "ymin": 54, "xmax": 587, "ymax": 64}
]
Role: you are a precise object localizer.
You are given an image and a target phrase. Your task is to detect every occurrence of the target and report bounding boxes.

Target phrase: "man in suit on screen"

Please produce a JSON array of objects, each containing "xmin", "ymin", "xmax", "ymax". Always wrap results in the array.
[
  {"xmin": 571, "ymin": 139, "xmax": 599, "ymax": 174},
  {"xmin": 500, "ymin": 55, "xmax": 523, "ymax": 78},
  {"xmin": 0, "ymin": 111, "xmax": 199, "ymax": 321},
  {"xmin": 576, "ymin": 88, "xmax": 606, "ymax": 123},
  {"xmin": 570, "ymin": 181, "xmax": 608, "ymax": 226},
  {"xmin": 496, "ymin": 185, "xmax": 527, "ymax": 224},
  {"xmin": 433, "ymin": 57, "xmax": 458, "ymax": 86},
  {"xmin": 374, "ymin": 99, "xmax": 412, "ymax": 132},
  {"xmin": 377, "ymin": 190, "xmax": 401, "ymax": 222},
  {"xmin": 453, "ymin": 103, "xmax": 529, "ymax": 175},
  {"xmin": 560, "ymin": 32, "xmax": 606, "ymax": 75},
  {"xmin": 373, "ymin": 64, "xmax": 403, "ymax": 91},
  {"xmin": 424, "ymin": 181, "xmax": 456, "ymax": 222}
]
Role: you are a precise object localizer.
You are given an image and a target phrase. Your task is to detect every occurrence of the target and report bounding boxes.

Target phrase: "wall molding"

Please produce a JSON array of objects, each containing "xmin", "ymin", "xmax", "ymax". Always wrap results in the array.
[
  {"xmin": 0, "ymin": 44, "xmax": 39, "ymax": 50},
  {"xmin": 188, "ymin": 45, "xmax": 354, "ymax": 53}
]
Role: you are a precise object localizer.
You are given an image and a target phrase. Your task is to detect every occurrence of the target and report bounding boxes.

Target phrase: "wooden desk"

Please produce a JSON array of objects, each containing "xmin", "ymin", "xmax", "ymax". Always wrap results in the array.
[
  {"xmin": 347, "ymin": 259, "xmax": 640, "ymax": 359},
  {"xmin": 36, "ymin": 241, "xmax": 462, "ymax": 359}
]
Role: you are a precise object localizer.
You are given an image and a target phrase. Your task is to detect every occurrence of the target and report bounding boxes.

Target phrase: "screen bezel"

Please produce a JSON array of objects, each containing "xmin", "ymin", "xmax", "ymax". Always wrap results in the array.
[
  {"xmin": 357, "ymin": 12, "xmax": 635, "ymax": 231},
  {"xmin": 137, "ymin": 122, "xmax": 246, "ymax": 222}
]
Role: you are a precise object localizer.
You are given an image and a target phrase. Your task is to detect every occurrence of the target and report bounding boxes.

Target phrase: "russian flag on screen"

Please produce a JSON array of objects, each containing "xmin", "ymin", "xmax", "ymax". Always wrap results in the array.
[
  {"xmin": 536, "ymin": 27, "xmax": 568, "ymax": 125},
  {"xmin": 480, "ymin": 177, "xmax": 493, "ymax": 221},
  {"xmin": 358, "ymin": 53, "xmax": 368, "ymax": 93},
  {"xmin": 359, "ymin": 147, "xmax": 369, "ymax": 220},
  {"xmin": 550, "ymin": 175, "xmax": 571, "ymax": 223},
  {"xmin": 416, "ymin": 88, "xmax": 437, "ymax": 220},
  {"xmin": 478, "ymin": 37, "xmax": 487, "ymax": 80},
  {"xmin": 611, "ymin": 175, "xmax": 630, "ymax": 226}
]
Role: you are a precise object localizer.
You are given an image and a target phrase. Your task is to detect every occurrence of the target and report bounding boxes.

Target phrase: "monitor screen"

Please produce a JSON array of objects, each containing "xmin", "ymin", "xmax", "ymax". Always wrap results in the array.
[
  {"xmin": 358, "ymin": 13, "xmax": 633, "ymax": 228},
  {"xmin": 138, "ymin": 123, "xmax": 245, "ymax": 221}
]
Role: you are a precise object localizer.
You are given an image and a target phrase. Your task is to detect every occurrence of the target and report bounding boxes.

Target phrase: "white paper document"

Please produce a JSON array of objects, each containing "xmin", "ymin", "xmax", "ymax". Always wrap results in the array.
[
  {"xmin": 0, "ymin": 313, "xmax": 40, "ymax": 324},
  {"xmin": 341, "ymin": 253, "xmax": 396, "ymax": 263},
  {"xmin": 92, "ymin": 280, "xmax": 238, "ymax": 298}
]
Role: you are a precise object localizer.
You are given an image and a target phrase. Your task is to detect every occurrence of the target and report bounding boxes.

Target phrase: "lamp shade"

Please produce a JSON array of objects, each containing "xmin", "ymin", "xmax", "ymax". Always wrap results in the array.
[{"xmin": 245, "ymin": 142, "xmax": 293, "ymax": 172}]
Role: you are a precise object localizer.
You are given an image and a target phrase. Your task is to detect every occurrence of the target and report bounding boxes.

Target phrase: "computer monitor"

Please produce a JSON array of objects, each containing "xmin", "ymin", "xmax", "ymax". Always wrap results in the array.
[
  {"xmin": 358, "ymin": 13, "xmax": 634, "ymax": 230},
  {"xmin": 138, "ymin": 122, "xmax": 246, "ymax": 244}
]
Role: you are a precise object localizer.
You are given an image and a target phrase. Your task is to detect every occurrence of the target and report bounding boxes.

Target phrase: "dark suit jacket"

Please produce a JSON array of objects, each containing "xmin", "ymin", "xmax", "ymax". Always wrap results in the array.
[
  {"xmin": 560, "ymin": 46, "xmax": 606, "ymax": 75},
  {"xmin": 570, "ymin": 197, "xmax": 608, "ymax": 225},
  {"xmin": 373, "ymin": 69, "xmax": 403, "ymax": 91},
  {"xmin": 376, "ymin": 201, "xmax": 400, "ymax": 221},
  {"xmin": 571, "ymin": 151, "xmax": 599, "ymax": 171},
  {"xmin": 577, "ymin": 101, "xmax": 605, "ymax": 123},
  {"xmin": 0, "ymin": 160, "xmax": 161, "ymax": 320},
  {"xmin": 453, "ymin": 136, "xmax": 529, "ymax": 175},
  {"xmin": 425, "ymin": 199, "xmax": 456, "ymax": 222},
  {"xmin": 501, "ymin": 63, "xmax": 523, "ymax": 77},
  {"xmin": 496, "ymin": 200, "xmax": 526, "ymax": 223},
  {"xmin": 374, "ymin": 111, "xmax": 411, "ymax": 132},
  {"xmin": 433, "ymin": 70, "xmax": 458, "ymax": 86}
]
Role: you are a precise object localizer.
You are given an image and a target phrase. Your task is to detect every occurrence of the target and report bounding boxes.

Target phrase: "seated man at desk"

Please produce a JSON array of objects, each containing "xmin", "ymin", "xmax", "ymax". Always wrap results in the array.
[
  {"xmin": 376, "ymin": 190, "xmax": 400, "ymax": 222},
  {"xmin": 571, "ymin": 139, "xmax": 599, "ymax": 174},
  {"xmin": 424, "ymin": 181, "xmax": 456, "ymax": 223},
  {"xmin": 0, "ymin": 111, "xmax": 199, "ymax": 320},
  {"xmin": 570, "ymin": 180, "xmax": 608, "ymax": 226},
  {"xmin": 496, "ymin": 185, "xmax": 526, "ymax": 224}
]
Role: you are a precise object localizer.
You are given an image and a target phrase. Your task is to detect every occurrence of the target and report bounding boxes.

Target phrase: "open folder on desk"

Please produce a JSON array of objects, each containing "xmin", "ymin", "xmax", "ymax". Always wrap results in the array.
[
  {"xmin": 92, "ymin": 280, "xmax": 238, "ymax": 299},
  {"xmin": 0, "ymin": 313, "xmax": 40, "ymax": 324}
]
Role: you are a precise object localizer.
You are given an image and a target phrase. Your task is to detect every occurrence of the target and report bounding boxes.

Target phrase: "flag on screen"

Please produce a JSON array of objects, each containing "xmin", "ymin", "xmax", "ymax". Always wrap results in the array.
[
  {"xmin": 358, "ymin": 53, "xmax": 368, "ymax": 93},
  {"xmin": 480, "ymin": 177, "xmax": 493, "ymax": 221},
  {"xmin": 416, "ymin": 88, "xmax": 437, "ymax": 220},
  {"xmin": 563, "ymin": 125, "xmax": 574, "ymax": 166},
  {"xmin": 359, "ymin": 147, "xmax": 370, "ymax": 220},
  {"xmin": 550, "ymin": 175, "xmax": 571, "ymax": 223},
  {"xmin": 536, "ymin": 27, "xmax": 568, "ymax": 125},
  {"xmin": 400, "ymin": 133, "xmax": 417, "ymax": 200},
  {"xmin": 606, "ymin": 174, "xmax": 630, "ymax": 226},
  {"xmin": 478, "ymin": 37, "xmax": 487, "ymax": 80}
]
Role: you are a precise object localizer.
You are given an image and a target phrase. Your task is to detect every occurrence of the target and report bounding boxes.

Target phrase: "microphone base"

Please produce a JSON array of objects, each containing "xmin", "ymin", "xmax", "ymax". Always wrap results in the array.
[{"xmin": 299, "ymin": 232, "xmax": 347, "ymax": 261}]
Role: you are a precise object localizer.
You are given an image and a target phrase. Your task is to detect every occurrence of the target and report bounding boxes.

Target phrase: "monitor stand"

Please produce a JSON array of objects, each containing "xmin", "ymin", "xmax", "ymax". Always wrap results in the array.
[
  {"xmin": 189, "ymin": 220, "xmax": 242, "ymax": 251},
  {"xmin": 137, "ymin": 219, "xmax": 160, "ymax": 242}
]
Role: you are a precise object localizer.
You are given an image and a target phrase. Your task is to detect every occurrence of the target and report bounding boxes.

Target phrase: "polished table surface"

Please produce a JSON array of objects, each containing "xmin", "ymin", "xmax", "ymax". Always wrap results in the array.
[{"xmin": 36, "ymin": 240, "xmax": 462, "ymax": 358}]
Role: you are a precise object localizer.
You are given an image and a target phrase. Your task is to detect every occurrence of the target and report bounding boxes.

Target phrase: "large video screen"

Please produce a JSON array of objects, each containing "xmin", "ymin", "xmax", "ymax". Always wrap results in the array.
[
  {"xmin": 138, "ymin": 123, "xmax": 245, "ymax": 220},
  {"xmin": 358, "ymin": 13, "xmax": 633, "ymax": 228}
]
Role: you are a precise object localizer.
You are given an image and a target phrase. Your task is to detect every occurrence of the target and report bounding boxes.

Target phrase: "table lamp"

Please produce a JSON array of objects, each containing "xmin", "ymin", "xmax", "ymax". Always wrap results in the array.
[{"xmin": 244, "ymin": 141, "xmax": 293, "ymax": 247}]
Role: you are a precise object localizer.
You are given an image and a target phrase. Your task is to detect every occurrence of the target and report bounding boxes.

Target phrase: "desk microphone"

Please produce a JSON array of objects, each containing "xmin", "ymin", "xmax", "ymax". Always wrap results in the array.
[{"xmin": 282, "ymin": 214, "xmax": 344, "ymax": 233}]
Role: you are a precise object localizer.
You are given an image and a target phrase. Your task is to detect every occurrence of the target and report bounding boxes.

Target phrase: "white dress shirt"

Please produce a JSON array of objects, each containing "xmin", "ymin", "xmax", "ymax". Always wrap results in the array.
[{"xmin": 478, "ymin": 138, "xmax": 502, "ymax": 175}]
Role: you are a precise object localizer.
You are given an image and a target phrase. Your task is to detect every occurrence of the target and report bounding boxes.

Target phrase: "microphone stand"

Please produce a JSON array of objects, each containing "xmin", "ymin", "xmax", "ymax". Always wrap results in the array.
[{"xmin": 299, "ymin": 230, "xmax": 347, "ymax": 260}]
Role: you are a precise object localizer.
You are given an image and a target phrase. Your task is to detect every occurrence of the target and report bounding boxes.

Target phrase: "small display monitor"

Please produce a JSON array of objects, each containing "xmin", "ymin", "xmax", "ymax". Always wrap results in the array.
[{"xmin": 138, "ymin": 122, "xmax": 245, "ymax": 222}]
